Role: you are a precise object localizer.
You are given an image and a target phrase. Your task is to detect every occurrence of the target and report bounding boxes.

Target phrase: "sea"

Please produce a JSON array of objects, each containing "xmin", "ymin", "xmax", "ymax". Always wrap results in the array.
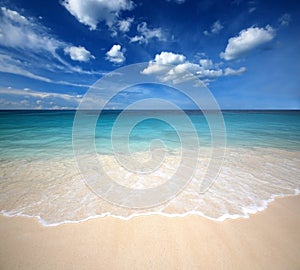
[{"xmin": 0, "ymin": 110, "xmax": 299, "ymax": 226}]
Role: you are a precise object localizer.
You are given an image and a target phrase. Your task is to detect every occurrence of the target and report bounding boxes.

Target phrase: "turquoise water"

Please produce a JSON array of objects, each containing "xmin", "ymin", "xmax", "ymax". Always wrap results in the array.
[
  {"xmin": 0, "ymin": 110, "xmax": 299, "ymax": 160},
  {"xmin": 0, "ymin": 110, "xmax": 299, "ymax": 225}
]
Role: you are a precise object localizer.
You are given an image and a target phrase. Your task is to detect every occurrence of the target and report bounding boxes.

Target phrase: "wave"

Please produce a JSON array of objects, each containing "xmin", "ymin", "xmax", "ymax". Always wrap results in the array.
[{"xmin": 0, "ymin": 147, "xmax": 299, "ymax": 226}]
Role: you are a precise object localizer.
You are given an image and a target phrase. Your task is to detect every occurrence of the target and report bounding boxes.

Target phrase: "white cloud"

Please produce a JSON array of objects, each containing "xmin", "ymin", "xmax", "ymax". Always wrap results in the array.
[
  {"xmin": 162, "ymin": 62, "xmax": 204, "ymax": 84},
  {"xmin": 130, "ymin": 22, "xmax": 165, "ymax": 44},
  {"xmin": 0, "ymin": 87, "xmax": 82, "ymax": 109},
  {"xmin": 278, "ymin": 13, "xmax": 291, "ymax": 26},
  {"xmin": 211, "ymin": 20, "xmax": 224, "ymax": 34},
  {"xmin": 61, "ymin": 0, "xmax": 134, "ymax": 30},
  {"xmin": 129, "ymin": 35, "xmax": 144, "ymax": 43},
  {"xmin": 196, "ymin": 67, "xmax": 223, "ymax": 79},
  {"xmin": 1, "ymin": 87, "xmax": 80, "ymax": 100},
  {"xmin": 220, "ymin": 25, "xmax": 275, "ymax": 60},
  {"xmin": 0, "ymin": 7, "xmax": 62, "ymax": 53},
  {"xmin": 224, "ymin": 67, "xmax": 247, "ymax": 76},
  {"xmin": 106, "ymin": 44, "xmax": 126, "ymax": 64},
  {"xmin": 118, "ymin": 17, "xmax": 134, "ymax": 32},
  {"xmin": 0, "ymin": 54, "xmax": 52, "ymax": 83},
  {"xmin": 142, "ymin": 52, "xmax": 185, "ymax": 75},
  {"xmin": 142, "ymin": 51, "xmax": 247, "ymax": 84},
  {"xmin": 0, "ymin": 54, "xmax": 92, "ymax": 88},
  {"xmin": 199, "ymin": 59, "xmax": 214, "ymax": 69},
  {"xmin": 64, "ymin": 46, "xmax": 95, "ymax": 62},
  {"xmin": 0, "ymin": 7, "xmax": 101, "ymax": 85},
  {"xmin": 1, "ymin": 7, "xmax": 29, "ymax": 24},
  {"xmin": 204, "ymin": 20, "xmax": 223, "ymax": 36},
  {"xmin": 141, "ymin": 51, "xmax": 246, "ymax": 85},
  {"xmin": 154, "ymin": 51, "xmax": 186, "ymax": 65},
  {"xmin": 141, "ymin": 62, "xmax": 170, "ymax": 75}
]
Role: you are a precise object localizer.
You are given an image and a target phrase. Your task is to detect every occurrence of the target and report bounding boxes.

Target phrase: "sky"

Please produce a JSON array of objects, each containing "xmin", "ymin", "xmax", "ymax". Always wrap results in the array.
[{"xmin": 0, "ymin": 0, "xmax": 299, "ymax": 109}]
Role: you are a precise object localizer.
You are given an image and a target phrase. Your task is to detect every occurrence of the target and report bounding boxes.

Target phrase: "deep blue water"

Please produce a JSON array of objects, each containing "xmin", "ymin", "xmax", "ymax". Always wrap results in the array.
[{"xmin": 0, "ymin": 110, "xmax": 299, "ymax": 161}]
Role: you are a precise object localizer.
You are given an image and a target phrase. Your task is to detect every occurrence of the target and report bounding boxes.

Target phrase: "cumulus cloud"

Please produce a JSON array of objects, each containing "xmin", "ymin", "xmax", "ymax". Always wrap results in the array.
[
  {"xmin": 278, "ymin": 13, "xmax": 291, "ymax": 26},
  {"xmin": 199, "ymin": 59, "xmax": 214, "ymax": 69},
  {"xmin": 1, "ymin": 7, "xmax": 29, "ymax": 24},
  {"xmin": 220, "ymin": 25, "xmax": 275, "ymax": 60},
  {"xmin": 142, "ymin": 51, "xmax": 245, "ymax": 84},
  {"xmin": 142, "ymin": 52, "xmax": 186, "ymax": 75},
  {"xmin": 154, "ymin": 51, "xmax": 186, "ymax": 65},
  {"xmin": 163, "ymin": 62, "xmax": 211, "ymax": 84},
  {"xmin": 106, "ymin": 44, "xmax": 126, "ymax": 64},
  {"xmin": 64, "ymin": 46, "xmax": 95, "ymax": 62},
  {"xmin": 224, "ymin": 67, "xmax": 247, "ymax": 76},
  {"xmin": 204, "ymin": 20, "xmax": 223, "ymax": 36},
  {"xmin": 118, "ymin": 17, "xmax": 134, "ymax": 32},
  {"xmin": 61, "ymin": 0, "xmax": 134, "ymax": 30},
  {"xmin": 129, "ymin": 35, "xmax": 144, "ymax": 43},
  {"xmin": 130, "ymin": 22, "xmax": 165, "ymax": 44}
]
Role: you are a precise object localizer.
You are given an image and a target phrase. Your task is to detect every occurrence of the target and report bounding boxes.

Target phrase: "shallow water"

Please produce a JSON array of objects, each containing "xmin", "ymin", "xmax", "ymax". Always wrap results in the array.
[{"xmin": 0, "ymin": 110, "xmax": 299, "ymax": 226}]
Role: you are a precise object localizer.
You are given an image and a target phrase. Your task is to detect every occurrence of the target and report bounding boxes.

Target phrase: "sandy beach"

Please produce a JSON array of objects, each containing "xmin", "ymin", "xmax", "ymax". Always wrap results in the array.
[
  {"xmin": 0, "ymin": 0, "xmax": 299, "ymax": 268},
  {"xmin": 0, "ymin": 195, "xmax": 299, "ymax": 270}
]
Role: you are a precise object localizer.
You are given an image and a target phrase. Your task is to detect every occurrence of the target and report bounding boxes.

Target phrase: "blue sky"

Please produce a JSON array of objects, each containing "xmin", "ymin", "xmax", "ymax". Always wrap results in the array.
[{"xmin": 0, "ymin": 0, "xmax": 299, "ymax": 109}]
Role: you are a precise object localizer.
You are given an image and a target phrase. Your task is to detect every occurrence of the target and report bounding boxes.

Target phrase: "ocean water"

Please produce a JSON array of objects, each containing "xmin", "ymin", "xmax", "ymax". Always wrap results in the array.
[{"xmin": 0, "ymin": 110, "xmax": 299, "ymax": 225}]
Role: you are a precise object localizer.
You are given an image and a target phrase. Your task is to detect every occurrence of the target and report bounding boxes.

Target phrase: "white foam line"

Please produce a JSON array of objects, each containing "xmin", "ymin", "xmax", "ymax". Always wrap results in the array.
[{"xmin": 1, "ymin": 190, "xmax": 299, "ymax": 227}]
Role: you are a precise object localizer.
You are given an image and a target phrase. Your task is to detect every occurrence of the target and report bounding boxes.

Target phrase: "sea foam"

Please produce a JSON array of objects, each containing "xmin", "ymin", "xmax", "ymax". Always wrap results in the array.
[{"xmin": 0, "ymin": 147, "xmax": 299, "ymax": 226}]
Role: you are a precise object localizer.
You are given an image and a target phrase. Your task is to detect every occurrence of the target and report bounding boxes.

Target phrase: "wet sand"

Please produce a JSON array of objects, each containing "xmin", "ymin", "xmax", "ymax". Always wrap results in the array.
[{"xmin": 1, "ymin": 195, "xmax": 300, "ymax": 270}]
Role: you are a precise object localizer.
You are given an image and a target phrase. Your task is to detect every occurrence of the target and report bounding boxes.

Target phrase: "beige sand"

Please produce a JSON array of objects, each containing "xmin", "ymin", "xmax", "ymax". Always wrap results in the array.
[{"xmin": 1, "ymin": 195, "xmax": 300, "ymax": 270}]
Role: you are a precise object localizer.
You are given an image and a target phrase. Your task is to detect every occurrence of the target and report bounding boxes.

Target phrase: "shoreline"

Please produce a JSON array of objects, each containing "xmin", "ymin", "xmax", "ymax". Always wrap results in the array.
[
  {"xmin": 1, "ymin": 146, "xmax": 299, "ymax": 227},
  {"xmin": 1, "ymin": 195, "xmax": 300, "ymax": 269},
  {"xmin": 1, "ymin": 191, "xmax": 300, "ymax": 227}
]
